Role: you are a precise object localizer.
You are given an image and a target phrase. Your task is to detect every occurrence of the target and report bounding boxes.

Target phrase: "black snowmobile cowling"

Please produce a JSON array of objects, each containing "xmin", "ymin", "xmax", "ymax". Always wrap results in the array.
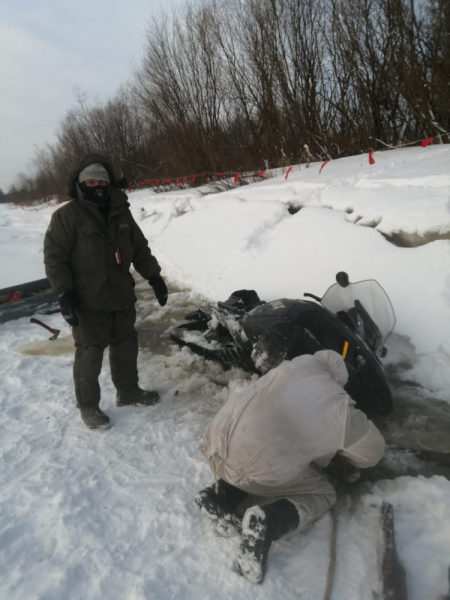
[{"xmin": 170, "ymin": 273, "xmax": 395, "ymax": 416}]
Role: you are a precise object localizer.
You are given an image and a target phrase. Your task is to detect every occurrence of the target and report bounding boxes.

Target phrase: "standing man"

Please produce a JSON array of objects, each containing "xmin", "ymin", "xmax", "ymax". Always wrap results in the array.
[
  {"xmin": 196, "ymin": 350, "xmax": 385, "ymax": 583},
  {"xmin": 44, "ymin": 154, "xmax": 168, "ymax": 430}
]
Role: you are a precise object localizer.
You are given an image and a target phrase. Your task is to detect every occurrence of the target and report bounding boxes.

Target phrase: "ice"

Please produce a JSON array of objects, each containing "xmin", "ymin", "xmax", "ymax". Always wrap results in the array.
[{"xmin": 15, "ymin": 334, "xmax": 74, "ymax": 356}]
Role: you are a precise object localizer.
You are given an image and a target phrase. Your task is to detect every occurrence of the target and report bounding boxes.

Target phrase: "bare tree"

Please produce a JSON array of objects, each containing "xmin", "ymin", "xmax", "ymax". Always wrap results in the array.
[{"xmin": 11, "ymin": 0, "xmax": 450, "ymax": 203}]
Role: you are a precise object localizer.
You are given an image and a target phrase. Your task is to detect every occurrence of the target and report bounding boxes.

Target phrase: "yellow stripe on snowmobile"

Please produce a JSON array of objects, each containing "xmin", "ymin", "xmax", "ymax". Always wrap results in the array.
[{"xmin": 342, "ymin": 341, "xmax": 349, "ymax": 359}]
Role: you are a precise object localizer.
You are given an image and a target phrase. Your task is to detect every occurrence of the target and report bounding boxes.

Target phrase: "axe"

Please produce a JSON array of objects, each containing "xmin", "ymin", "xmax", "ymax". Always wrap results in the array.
[{"xmin": 30, "ymin": 318, "xmax": 60, "ymax": 340}]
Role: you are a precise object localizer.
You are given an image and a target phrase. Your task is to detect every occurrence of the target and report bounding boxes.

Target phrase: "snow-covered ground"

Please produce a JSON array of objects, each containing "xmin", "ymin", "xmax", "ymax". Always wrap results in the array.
[{"xmin": 1, "ymin": 146, "xmax": 450, "ymax": 598}]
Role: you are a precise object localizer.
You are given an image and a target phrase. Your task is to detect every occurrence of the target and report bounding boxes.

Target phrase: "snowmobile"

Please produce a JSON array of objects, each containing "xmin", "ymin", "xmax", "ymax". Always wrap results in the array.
[{"xmin": 170, "ymin": 272, "xmax": 396, "ymax": 415}]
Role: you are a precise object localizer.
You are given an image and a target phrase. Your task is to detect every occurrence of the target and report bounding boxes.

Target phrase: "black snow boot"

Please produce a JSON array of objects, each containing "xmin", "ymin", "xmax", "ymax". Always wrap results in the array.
[
  {"xmin": 116, "ymin": 387, "xmax": 159, "ymax": 407},
  {"xmin": 195, "ymin": 479, "xmax": 249, "ymax": 537},
  {"xmin": 79, "ymin": 406, "xmax": 111, "ymax": 430},
  {"xmin": 236, "ymin": 499, "xmax": 300, "ymax": 584}
]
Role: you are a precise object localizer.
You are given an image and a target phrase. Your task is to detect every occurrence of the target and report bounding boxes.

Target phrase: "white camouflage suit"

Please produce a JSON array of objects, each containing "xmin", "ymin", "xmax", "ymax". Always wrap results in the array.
[{"xmin": 201, "ymin": 350, "xmax": 385, "ymax": 531}]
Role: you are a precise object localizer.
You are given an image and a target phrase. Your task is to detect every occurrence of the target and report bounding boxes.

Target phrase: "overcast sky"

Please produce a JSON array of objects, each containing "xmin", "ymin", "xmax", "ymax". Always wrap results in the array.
[{"xmin": 0, "ymin": 0, "xmax": 186, "ymax": 191}]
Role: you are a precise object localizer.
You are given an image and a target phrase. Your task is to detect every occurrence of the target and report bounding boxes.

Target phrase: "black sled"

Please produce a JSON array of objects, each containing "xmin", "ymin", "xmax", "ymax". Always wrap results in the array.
[
  {"xmin": 0, "ymin": 278, "xmax": 58, "ymax": 324},
  {"xmin": 171, "ymin": 272, "xmax": 395, "ymax": 416}
]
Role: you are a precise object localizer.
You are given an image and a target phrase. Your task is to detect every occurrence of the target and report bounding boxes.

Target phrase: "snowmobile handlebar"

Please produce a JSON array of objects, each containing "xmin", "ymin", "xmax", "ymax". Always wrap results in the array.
[{"xmin": 303, "ymin": 293, "xmax": 322, "ymax": 302}]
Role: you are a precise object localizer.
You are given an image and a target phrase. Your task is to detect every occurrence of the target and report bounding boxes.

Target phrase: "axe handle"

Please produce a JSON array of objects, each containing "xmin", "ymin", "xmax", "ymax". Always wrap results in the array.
[{"xmin": 30, "ymin": 318, "xmax": 60, "ymax": 336}]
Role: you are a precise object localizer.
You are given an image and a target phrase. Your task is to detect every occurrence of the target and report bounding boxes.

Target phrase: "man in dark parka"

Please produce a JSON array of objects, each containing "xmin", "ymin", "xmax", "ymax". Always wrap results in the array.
[{"xmin": 44, "ymin": 154, "xmax": 168, "ymax": 430}]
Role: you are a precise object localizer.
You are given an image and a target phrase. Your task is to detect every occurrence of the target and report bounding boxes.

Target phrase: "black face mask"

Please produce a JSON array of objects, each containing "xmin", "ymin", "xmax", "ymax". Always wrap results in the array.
[{"xmin": 81, "ymin": 183, "xmax": 109, "ymax": 206}]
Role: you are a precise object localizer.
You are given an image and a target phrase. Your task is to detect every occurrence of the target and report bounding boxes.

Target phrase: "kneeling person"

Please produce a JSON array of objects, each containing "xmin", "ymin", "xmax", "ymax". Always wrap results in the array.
[{"xmin": 196, "ymin": 350, "xmax": 385, "ymax": 583}]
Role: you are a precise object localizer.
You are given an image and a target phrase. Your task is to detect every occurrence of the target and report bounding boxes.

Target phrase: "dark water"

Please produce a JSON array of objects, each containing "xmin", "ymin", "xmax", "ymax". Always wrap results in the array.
[
  {"xmin": 377, "ymin": 373, "xmax": 450, "ymax": 454},
  {"xmin": 134, "ymin": 279, "xmax": 201, "ymax": 356}
]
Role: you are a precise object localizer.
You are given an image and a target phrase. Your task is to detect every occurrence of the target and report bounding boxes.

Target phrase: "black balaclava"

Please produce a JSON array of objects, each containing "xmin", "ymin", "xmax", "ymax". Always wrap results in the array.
[
  {"xmin": 80, "ymin": 182, "xmax": 109, "ymax": 206},
  {"xmin": 78, "ymin": 162, "xmax": 110, "ymax": 207}
]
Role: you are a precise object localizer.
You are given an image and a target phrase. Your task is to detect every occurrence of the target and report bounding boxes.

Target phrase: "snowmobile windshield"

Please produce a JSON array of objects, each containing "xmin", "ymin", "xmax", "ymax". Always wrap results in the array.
[{"xmin": 320, "ymin": 279, "xmax": 395, "ymax": 348}]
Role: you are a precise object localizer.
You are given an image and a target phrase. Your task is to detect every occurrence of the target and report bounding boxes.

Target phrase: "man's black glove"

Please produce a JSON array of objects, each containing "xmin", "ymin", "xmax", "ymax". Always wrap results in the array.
[
  {"xmin": 59, "ymin": 291, "xmax": 79, "ymax": 327},
  {"xmin": 149, "ymin": 275, "xmax": 168, "ymax": 307},
  {"xmin": 324, "ymin": 453, "xmax": 361, "ymax": 485}
]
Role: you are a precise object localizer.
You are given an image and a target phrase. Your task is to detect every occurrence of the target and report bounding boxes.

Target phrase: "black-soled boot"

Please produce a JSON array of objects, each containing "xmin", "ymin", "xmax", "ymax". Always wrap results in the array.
[
  {"xmin": 195, "ymin": 479, "xmax": 249, "ymax": 537},
  {"xmin": 116, "ymin": 387, "xmax": 159, "ymax": 407},
  {"xmin": 236, "ymin": 499, "xmax": 300, "ymax": 584},
  {"xmin": 79, "ymin": 406, "xmax": 111, "ymax": 430}
]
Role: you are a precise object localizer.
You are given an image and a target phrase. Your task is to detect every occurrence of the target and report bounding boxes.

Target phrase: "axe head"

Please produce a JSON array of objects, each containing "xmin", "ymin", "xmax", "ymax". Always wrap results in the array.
[{"xmin": 49, "ymin": 330, "xmax": 60, "ymax": 341}]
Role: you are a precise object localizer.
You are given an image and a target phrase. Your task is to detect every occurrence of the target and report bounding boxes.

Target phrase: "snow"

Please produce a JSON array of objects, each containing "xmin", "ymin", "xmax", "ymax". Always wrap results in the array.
[
  {"xmin": 372, "ymin": 476, "xmax": 450, "ymax": 600},
  {"xmin": 0, "ymin": 206, "xmax": 50, "ymax": 285},
  {"xmin": 1, "ymin": 147, "xmax": 450, "ymax": 598}
]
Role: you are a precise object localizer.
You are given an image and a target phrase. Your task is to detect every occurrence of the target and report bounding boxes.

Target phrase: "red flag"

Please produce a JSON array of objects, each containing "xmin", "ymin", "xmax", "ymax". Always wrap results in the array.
[
  {"xmin": 368, "ymin": 152, "xmax": 375, "ymax": 165},
  {"xmin": 191, "ymin": 175, "xmax": 196, "ymax": 184},
  {"xmin": 285, "ymin": 167, "xmax": 292, "ymax": 180},
  {"xmin": 167, "ymin": 178, "xmax": 172, "ymax": 184},
  {"xmin": 421, "ymin": 136, "xmax": 435, "ymax": 148},
  {"xmin": 203, "ymin": 172, "xmax": 206, "ymax": 177},
  {"xmin": 319, "ymin": 161, "xmax": 328, "ymax": 174},
  {"xmin": 140, "ymin": 181, "xmax": 145, "ymax": 186},
  {"xmin": 176, "ymin": 178, "xmax": 179, "ymax": 187},
  {"xmin": 131, "ymin": 184, "xmax": 136, "ymax": 189},
  {"xmin": 258, "ymin": 170, "xmax": 266, "ymax": 177},
  {"xmin": 161, "ymin": 179, "xmax": 166, "ymax": 185},
  {"xmin": 182, "ymin": 177, "xmax": 188, "ymax": 183},
  {"xmin": 156, "ymin": 179, "xmax": 160, "ymax": 185},
  {"xmin": 217, "ymin": 172, "xmax": 223, "ymax": 177},
  {"xmin": 234, "ymin": 172, "xmax": 240, "ymax": 183}
]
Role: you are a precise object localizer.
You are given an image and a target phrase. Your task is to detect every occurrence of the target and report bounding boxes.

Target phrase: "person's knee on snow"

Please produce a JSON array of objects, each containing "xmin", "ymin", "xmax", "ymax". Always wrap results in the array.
[
  {"xmin": 196, "ymin": 479, "xmax": 249, "ymax": 537},
  {"xmin": 291, "ymin": 491, "xmax": 337, "ymax": 532}
]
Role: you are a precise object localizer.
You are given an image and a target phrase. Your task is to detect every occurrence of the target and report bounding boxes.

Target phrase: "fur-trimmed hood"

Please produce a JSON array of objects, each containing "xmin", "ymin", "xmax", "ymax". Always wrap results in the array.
[{"xmin": 67, "ymin": 153, "xmax": 118, "ymax": 199}]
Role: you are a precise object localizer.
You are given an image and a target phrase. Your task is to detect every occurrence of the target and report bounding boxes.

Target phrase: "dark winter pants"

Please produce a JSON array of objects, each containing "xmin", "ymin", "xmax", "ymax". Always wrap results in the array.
[{"xmin": 72, "ymin": 308, "xmax": 138, "ymax": 408}]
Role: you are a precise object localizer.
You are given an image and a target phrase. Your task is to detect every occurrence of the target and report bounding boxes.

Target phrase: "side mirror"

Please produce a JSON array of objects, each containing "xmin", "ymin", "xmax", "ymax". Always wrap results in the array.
[{"xmin": 336, "ymin": 272, "xmax": 350, "ymax": 287}]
